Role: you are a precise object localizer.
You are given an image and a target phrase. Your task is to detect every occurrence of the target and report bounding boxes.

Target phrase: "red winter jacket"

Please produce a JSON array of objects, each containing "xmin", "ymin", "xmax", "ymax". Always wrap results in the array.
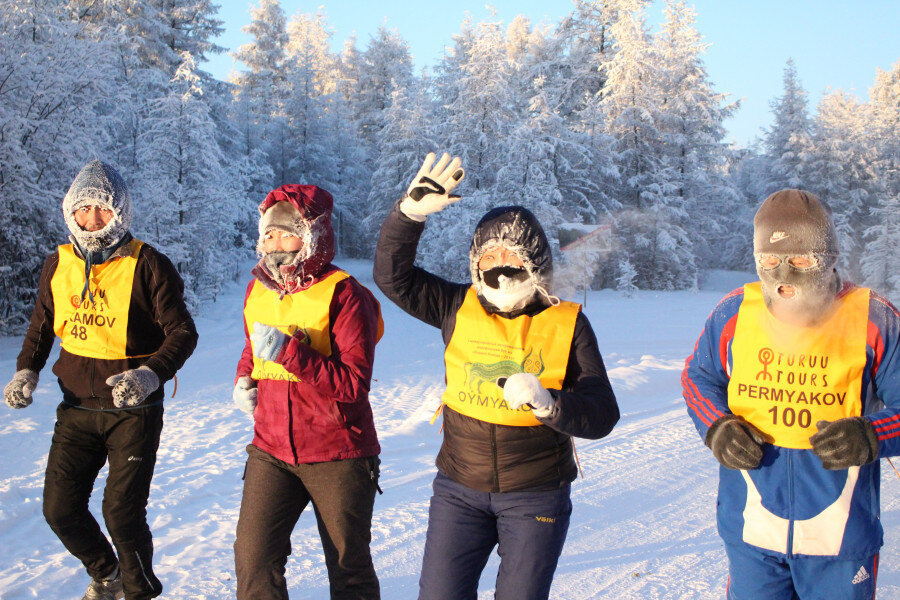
[
  {"xmin": 236, "ymin": 264, "xmax": 382, "ymax": 464},
  {"xmin": 236, "ymin": 185, "xmax": 381, "ymax": 464}
]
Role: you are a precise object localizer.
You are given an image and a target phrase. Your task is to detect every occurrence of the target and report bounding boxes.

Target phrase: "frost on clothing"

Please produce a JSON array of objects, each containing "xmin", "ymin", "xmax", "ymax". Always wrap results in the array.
[
  {"xmin": 469, "ymin": 206, "xmax": 554, "ymax": 313},
  {"xmin": 236, "ymin": 184, "xmax": 381, "ymax": 465},
  {"xmin": 683, "ymin": 283, "xmax": 900, "ymax": 559},
  {"xmin": 17, "ymin": 242, "xmax": 198, "ymax": 410},
  {"xmin": 62, "ymin": 160, "xmax": 132, "ymax": 253},
  {"xmin": 254, "ymin": 184, "xmax": 336, "ymax": 293},
  {"xmin": 374, "ymin": 202, "xmax": 619, "ymax": 493}
]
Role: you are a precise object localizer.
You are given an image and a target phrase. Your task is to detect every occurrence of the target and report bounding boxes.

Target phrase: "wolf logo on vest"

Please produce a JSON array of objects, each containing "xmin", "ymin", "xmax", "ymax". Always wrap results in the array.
[{"xmin": 463, "ymin": 348, "xmax": 545, "ymax": 394}]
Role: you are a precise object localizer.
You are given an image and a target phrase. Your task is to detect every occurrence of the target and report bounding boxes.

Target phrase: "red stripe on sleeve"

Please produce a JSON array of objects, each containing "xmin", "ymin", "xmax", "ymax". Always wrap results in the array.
[{"xmin": 871, "ymin": 413, "xmax": 900, "ymax": 427}]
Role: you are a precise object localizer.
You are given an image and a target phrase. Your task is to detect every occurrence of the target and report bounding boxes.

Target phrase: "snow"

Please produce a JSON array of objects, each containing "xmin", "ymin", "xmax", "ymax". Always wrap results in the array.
[{"xmin": 2, "ymin": 259, "xmax": 900, "ymax": 599}]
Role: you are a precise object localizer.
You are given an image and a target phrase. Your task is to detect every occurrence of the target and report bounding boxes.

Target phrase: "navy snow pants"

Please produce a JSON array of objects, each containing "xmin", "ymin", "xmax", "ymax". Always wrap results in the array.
[{"xmin": 418, "ymin": 472, "xmax": 572, "ymax": 600}]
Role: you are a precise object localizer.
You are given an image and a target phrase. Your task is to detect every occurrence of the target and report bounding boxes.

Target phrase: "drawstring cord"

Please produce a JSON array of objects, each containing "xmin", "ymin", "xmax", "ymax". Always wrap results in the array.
[{"xmin": 535, "ymin": 282, "xmax": 561, "ymax": 306}]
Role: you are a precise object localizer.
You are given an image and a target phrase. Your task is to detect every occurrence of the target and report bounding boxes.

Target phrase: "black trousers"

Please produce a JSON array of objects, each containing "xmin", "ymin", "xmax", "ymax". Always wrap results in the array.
[
  {"xmin": 42, "ymin": 402, "xmax": 164, "ymax": 600},
  {"xmin": 234, "ymin": 444, "xmax": 381, "ymax": 600}
]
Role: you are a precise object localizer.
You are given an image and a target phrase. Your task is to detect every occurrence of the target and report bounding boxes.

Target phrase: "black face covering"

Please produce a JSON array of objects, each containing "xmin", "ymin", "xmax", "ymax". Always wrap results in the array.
[{"xmin": 481, "ymin": 265, "xmax": 529, "ymax": 289}]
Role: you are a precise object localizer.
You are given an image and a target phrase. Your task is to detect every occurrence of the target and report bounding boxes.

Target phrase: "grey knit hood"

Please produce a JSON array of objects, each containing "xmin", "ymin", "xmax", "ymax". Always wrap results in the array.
[{"xmin": 62, "ymin": 160, "xmax": 132, "ymax": 252}]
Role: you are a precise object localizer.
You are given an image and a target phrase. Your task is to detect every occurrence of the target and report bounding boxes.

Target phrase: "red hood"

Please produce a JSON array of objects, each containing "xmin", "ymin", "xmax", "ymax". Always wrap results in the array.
[{"xmin": 257, "ymin": 184, "xmax": 335, "ymax": 290}]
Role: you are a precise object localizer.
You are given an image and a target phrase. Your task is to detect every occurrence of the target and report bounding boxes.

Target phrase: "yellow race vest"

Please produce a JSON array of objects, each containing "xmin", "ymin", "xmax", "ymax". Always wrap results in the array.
[
  {"xmin": 442, "ymin": 287, "xmax": 580, "ymax": 426},
  {"xmin": 244, "ymin": 270, "xmax": 350, "ymax": 382},
  {"xmin": 51, "ymin": 239, "xmax": 143, "ymax": 359},
  {"xmin": 727, "ymin": 282, "xmax": 869, "ymax": 449}
]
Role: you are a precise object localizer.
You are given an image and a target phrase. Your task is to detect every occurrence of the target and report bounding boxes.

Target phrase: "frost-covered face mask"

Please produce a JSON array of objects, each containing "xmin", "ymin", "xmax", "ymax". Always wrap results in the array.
[
  {"xmin": 756, "ymin": 253, "xmax": 839, "ymax": 327},
  {"xmin": 263, "ymin": 251, "xmax": 299, "ymax": 287},
  {"xmin": 478, "ymin": 264, "xmax": 536, "ymax": 312}
]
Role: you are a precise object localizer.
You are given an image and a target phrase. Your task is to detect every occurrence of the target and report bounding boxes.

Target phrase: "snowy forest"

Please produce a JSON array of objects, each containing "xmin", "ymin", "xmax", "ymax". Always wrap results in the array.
[{"xmin": 1, "ymin": 0, "xmax": 898, "ymax": 334}]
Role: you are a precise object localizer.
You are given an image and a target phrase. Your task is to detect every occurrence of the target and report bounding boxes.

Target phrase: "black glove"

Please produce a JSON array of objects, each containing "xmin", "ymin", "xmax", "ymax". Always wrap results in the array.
[
  {"xmin": 705, "ymin": 414, "xmax": 766, "ymax": 470},
  {"xmin": 810, "ymin": 417, "xmax": 878, "ymax": 470}
]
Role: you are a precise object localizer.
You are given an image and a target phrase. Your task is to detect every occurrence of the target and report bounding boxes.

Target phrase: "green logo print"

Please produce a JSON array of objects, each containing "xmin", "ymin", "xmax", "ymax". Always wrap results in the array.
[{"xmin": 463, "ymin": 348, "xmax": 545, "ymax": 393}]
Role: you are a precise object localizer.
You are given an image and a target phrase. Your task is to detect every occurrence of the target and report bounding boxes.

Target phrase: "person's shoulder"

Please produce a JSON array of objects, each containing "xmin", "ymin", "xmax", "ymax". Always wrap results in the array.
[{"xmin": 865, "ymin": 287, "xmax": 900, "ymax": 324}]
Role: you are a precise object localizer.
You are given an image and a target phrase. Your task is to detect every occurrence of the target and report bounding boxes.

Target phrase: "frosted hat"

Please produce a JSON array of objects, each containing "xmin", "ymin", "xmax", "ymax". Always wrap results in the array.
[{"xmin": 62, "ymin": 160, "xmax": 132, "ymax": 252}]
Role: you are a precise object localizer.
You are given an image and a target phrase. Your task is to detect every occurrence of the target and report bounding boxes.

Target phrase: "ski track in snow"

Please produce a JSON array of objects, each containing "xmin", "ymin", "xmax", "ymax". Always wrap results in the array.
[{"xmin": 1, "ymin": 261, "xmax": 899, "ymax": 599}]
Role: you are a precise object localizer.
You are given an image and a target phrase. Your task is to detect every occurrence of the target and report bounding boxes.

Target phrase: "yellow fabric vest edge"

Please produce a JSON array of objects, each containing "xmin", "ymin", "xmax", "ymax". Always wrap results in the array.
[
  {"xmin": 442, "ymin": 287, "xmax": 580, "ymax": 426},
  {"xmin": 51, "ymin": 240, "xmax": 143, "ymax": 360},
  {"xmin": 726, "ymin": 282, "xmax": 869, "ymax": 449},
  {"xmin": 245, "ymin": 270, "xmax": 351, "ymax": 382}
]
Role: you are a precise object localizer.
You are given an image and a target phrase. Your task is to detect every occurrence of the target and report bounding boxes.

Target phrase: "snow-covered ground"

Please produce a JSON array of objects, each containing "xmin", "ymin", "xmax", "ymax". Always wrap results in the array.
[{"xmin": 2, "ymin": 261, "xmax": 899, "ymax": 599}]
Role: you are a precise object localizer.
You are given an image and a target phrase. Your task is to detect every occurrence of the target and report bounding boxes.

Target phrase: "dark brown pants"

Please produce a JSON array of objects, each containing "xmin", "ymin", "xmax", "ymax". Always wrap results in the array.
[{"xmin": 234, "ymin": 445, "xmax": 381, "ymax": 600}]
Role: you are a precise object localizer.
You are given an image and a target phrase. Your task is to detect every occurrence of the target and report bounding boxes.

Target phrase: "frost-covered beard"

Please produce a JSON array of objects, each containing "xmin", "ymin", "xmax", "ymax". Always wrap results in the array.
[
  {"xmin": 263, "ymin": 251, "xmax": 300, "ymax": 287},
  {"xmin": 477, "ymin": 265, "xmax": 537, "ymax": 312},
  {"xmin": 64, "ymin": 200, "xmax": 130, "ymax": 252},
  {"xmin": 757, "ymin": 256, "xmax": 841, "ymax": 327}
]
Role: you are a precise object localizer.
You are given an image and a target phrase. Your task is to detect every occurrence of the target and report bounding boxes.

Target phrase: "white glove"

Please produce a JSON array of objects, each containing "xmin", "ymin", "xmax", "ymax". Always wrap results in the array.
[
  {"xmin": 4, "ymin": 369, "xmax": 39, "ymax": 409},
  {"xmin": 233, "ymin": 376, "xmax": 258, "ymax": 416},
  {"xmin": 503, "ymin": 372, "xmax": 555, "ymax": 418},
  {"xmin": 106, "ymin": 365, "xmax": 160, "ymax": 408},
  {"xmin": 399, "ymin": 152, "xmax": 465, "ymax": 222}
]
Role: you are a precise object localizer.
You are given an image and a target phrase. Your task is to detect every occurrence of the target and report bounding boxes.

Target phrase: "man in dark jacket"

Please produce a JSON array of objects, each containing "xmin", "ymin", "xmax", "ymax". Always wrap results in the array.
[
  {"xmin": 374, "ymin": 152, "xmax": 620, "ymax": 600},
  {"xmin": 232, "ymin": 184, "xmax": 383, "ymax": 600},
  {"xmin": 3, "ymin": 160, "xmax": 198, "ymax": 600}
]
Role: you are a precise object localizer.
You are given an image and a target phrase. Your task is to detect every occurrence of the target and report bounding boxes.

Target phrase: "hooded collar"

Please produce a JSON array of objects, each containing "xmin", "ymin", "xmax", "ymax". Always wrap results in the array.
[
  {"xmin": 254, "ymin": 185, "xmax": 336, "ymax": 292},
  {"xmin": 469, "ymin": 206, "xmax": 555, "ymax": 315}
]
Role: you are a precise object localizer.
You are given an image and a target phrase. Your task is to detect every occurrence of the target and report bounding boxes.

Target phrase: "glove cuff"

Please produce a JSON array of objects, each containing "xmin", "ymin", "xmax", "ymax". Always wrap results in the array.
[
  {"xmin": 399, "ymin": 197, "xmax": 427, "ymax": 222},
  {"xmin": 860, "ymin": 417, "xmax": 880, "ymax": 464}
]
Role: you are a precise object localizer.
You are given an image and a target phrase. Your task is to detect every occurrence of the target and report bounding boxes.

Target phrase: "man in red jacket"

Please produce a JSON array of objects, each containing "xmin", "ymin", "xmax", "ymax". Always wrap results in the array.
[{"xmin": 232, "ymin": 184, "xmax": 383, "ymax": 600}]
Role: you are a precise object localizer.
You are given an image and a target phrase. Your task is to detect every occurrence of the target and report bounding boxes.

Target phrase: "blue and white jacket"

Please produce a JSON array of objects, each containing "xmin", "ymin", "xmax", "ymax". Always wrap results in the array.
[{"xmin": 683, "ymin": 282, "xmax": 900, "ymax": 559}]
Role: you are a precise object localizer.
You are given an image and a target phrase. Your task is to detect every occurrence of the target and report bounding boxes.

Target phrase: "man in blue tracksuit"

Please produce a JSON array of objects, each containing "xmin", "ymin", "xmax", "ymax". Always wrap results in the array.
[{"xmin": 683, "ymin": 189, "xmax": 900, "ymax": 599}]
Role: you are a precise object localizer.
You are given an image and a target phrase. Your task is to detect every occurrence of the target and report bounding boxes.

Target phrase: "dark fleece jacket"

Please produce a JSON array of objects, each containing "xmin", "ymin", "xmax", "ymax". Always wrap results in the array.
[{"xmin": 374, "ymin": 202, "xmax": 619, "ymax": 493}]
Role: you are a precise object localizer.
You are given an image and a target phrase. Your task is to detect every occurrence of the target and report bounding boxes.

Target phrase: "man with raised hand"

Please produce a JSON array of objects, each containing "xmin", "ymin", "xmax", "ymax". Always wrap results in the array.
[
  {"xmin": 374, "ymin": 152, "xmax": 619, "ymax": 600},
  {"xmin": 3, "ymin": 160, "xmax": 197, "ymax": 600},
  {"xmin": 683, "ymin": 189, "xmax": 900, "ymax": 599}
]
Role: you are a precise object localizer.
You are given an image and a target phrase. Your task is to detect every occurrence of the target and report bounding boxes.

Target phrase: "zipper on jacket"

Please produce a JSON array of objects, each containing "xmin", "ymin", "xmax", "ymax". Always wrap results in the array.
[
  {"xmin": 786, "ymin": 450, "xmax": 794, "ymax": 558},
  {"xmin": 491, "ymin": 424, "xmax": 499, "ymax": 493},
  {"xmin": 287, "ymin": 386, "xmax": 298, "ymax": 464}
]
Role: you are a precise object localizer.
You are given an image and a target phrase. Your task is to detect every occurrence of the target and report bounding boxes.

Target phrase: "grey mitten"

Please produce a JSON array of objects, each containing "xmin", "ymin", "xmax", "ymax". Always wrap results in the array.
[
  {"xmin": 810, "ymin": 417, "xmax": 879, "ymax": 470},
  {"xmin": 106, "ymin": 365, "xmax": 160, "ymax": 408},
  {"xmin": 4, "ymin": 369, "xmax": 39, "ymax": 409},
  {"xmin": 705, "ymin": 414, "xmax": 767, "ymax": 470},
  {"xmin": 233, "ymin": 376, "xmax": 258, "ymax": 416}
]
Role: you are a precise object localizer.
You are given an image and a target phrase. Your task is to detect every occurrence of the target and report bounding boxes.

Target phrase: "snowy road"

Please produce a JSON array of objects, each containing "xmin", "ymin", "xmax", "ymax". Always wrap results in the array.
[{"xmin": 2, "ymin": 261, "xmax": 899, "ymax": 599}]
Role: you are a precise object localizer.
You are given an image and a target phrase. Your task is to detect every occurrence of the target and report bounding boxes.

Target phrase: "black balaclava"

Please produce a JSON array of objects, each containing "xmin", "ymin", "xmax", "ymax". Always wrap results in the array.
[
  {"xmin": 469, "ymin": 206, "xmax": 553, "ymax": 314},
  {"xmin": 753, "ymin": 189, "xmax": 841, "ymax": 327}
]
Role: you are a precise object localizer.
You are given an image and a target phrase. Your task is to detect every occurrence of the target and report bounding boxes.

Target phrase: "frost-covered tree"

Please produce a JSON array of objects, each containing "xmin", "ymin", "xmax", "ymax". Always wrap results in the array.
[
  {"xmin": 230, "ymin": 0, "xmax": 288, "ymax": 167},
  {"xmin": 135, "ymin": 53, "xmax": 244, "ymax": 307},
  {"xmin": 805, "ymin": 90, "xmax": 873, "ymax": 279},
  {"xmin": 354, "ymin": 26, "xmax": 415, "ymax": 144},
  {"xmin": 362, "ymin": 83, "xmax": 437, "ymax": 253},
  {"xmin": 654, "ymin": 0, "xmax": 741, "ymax": 270},
  {"xmin": 764, "ymin": 59, "xmax": 813, "ymax": 192},
  {"xmin": 0, "ymin": 1, "xmax": 112, "ymax": 332},
  {"xmin": 599, "ymin": 3, "xmax": 696, "ymax": 289},
  {"xmin": 420, "ymin": 15, "xmax": 519, "ymax": 279},
  {"xmin": 861, "ymin": 61, "xmax": 900, "ymax": 298}
]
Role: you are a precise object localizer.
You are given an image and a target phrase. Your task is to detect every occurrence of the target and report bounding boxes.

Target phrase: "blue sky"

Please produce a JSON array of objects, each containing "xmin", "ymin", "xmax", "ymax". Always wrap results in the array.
[{"xmin": 204, "ymin": 1, "xmax": 899, "ymax": 147}]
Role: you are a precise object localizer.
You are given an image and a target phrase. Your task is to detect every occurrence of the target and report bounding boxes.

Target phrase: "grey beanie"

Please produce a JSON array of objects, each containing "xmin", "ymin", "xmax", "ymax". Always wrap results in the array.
[
  {"xmin": 753, "ymin": 189, "xmax": 838, "ymax": 258},
  {"xmin": 62, "ymin": 160, "xmax": 132, "ymax": 252}
]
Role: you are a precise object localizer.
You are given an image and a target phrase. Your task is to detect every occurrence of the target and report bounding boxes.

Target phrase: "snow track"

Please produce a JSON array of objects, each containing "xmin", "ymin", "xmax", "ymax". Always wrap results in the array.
[{"xmin": 2, "ymin": 263, "xmax": 899, "ymax": 598}]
